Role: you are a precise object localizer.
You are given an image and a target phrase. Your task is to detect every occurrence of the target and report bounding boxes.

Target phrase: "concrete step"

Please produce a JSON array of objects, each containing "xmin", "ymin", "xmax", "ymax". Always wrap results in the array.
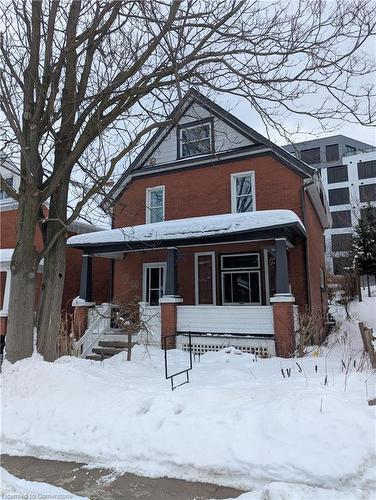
[
  {"xmin": 98, "ymin": 340, "xmax": 135, "ymax": 349},
  {"xmin": 105, "ymin": 328, "xmax": 126, "ymax": 335},
  {"xmin": 92, "ymin": 346, "xmax": 131, "ymax": 356},
  {"xmin": 86, "ymin": 354, "xmax": 112, "ymax": 361}
]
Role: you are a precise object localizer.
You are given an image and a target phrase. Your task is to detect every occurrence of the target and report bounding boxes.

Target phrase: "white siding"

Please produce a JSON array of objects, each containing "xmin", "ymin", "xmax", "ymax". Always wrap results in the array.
[
  {"xmin": 176, "ymin": 305, "xmax": 274, "ymax": 335},
  {"xmin": 144, "ymin": 103, "xmax": 254, "ymax": 167}
]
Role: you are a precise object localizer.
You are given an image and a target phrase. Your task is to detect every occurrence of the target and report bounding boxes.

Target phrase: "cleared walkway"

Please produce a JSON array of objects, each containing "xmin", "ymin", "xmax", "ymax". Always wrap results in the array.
[{"xmin": 1, "ymin": 455, "xmax": 244, "ymax": 499}]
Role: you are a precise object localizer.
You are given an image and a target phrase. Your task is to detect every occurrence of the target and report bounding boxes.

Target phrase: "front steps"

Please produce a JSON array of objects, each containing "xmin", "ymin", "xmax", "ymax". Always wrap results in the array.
[{"xmin": 86, "ymin": 338, "xmax": 136, "ymax": 361}]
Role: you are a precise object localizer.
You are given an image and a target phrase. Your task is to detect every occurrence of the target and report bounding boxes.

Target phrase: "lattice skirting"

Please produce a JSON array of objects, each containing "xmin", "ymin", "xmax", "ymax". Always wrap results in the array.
[{"xmin": 176, "ymin": 334, "xmax": 275, "ymax": 357}]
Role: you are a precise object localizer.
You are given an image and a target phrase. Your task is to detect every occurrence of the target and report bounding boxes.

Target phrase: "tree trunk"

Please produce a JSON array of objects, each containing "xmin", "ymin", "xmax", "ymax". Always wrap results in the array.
[
  {"xmin": 5, "ymin": 195, "xmax": 40, "ymax": 363},
  {"xmin": 37, "ymin": 181, "xmax": 69, "ymax": 362},
  {"xmin": 37, "ymin": 231, "xmax": 67, "ymax": 361}
]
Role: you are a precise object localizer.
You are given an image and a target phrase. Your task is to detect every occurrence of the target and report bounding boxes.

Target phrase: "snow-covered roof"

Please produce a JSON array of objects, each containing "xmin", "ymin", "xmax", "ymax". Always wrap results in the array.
[{"xmin": 67, "ymin": 210, "xmax": 305, "ymax": 249}]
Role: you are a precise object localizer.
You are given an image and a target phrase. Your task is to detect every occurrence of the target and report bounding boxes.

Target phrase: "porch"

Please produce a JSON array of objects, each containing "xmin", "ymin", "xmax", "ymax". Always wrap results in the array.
[{"xmin": 67, "ymin": 210, "xmax": 306, "ymax": 357}]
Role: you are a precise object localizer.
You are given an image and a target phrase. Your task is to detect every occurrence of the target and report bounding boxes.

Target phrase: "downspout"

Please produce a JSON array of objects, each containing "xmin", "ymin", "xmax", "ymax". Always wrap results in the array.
[{"xmin": 300, "ymin": 177, "xmax": 315, "ymax": 311}]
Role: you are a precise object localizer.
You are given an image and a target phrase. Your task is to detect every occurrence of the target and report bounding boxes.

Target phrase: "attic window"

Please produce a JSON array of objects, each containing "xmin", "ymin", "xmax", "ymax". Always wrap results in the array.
[{"xmin": 178, "ymin": 120, "xmax": 213, "ymax": 158}]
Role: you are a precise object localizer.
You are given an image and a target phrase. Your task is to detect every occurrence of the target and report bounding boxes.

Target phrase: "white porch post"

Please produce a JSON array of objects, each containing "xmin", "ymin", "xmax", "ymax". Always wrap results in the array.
[{"xmin": 2, "ymin": 270, "xmax": 11, "ymax": 312}]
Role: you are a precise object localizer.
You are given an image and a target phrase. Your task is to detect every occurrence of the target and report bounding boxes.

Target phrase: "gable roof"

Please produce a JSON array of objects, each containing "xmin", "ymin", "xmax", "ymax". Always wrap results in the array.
[{"xmin": 103, "ymin": 89, "xmax": 316, "ymax": 207}]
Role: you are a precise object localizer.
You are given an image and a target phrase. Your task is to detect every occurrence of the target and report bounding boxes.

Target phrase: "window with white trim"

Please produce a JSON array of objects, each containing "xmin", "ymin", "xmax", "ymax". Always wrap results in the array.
[
  {"xmin": 221, "ymin": 253, "xmax": 261, "ymax": 305},
  {"xmin": 143, "ymin": 263, "xmax": 166, "ymax": 305},
  {"xmin": 178, "ymin": 121, "xmax": 212, "ymax": 158},
  {"xmin": 146, "ymin": 186, "xmax": 165, "ymax": 223},
  {"xmin": 0, "ymin": 176, "xmax": 13, "ymax": 200},
  {"xmin": 231, "ymin": 171, "xmax": 255, "ymax": 213},
  {"xmin": 195, "ymin": 252, "xmax": 216, "ymax": 305}
]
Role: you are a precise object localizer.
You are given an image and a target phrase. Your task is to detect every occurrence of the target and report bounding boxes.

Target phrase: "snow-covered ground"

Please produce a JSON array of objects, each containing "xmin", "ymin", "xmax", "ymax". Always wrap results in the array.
[
  {"xmin": 0, "ymin": 466, "xmax": 87, "ymax": 499},
  {"xmin": 1, "ymin": 294, "xmax": 375, "ymax": 499}
]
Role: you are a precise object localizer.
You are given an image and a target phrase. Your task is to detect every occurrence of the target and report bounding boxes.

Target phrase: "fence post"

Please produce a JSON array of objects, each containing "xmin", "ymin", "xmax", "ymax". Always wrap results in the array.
[
  {"xmin": 354, "ymin": 256, "xmax": 362, "ymax": 302},
  {"xmin": 359, "ymin": 322, "xmax": 376, "ymax": 369}
]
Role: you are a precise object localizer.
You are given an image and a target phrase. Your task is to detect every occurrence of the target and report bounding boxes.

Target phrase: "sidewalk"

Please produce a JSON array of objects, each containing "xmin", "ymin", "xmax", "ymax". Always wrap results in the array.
[{"xmin": 1, "ymin": 455, "xmax": 244, "ymax": 500}]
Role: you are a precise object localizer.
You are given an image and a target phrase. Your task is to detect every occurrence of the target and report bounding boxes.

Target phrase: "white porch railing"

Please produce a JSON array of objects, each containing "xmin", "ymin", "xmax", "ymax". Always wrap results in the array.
[
  {"xmin": 73, "ymin": 303, "xmax": 111, "ymax": 357},
  {"xmin": 176, "ymin": 305, "xmax": 274, "ymax": 336}
]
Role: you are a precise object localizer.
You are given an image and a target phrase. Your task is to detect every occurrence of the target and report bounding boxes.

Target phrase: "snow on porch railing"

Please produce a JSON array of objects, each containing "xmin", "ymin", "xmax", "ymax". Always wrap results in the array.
[
  {"xmin": 177, "ymin": 305, "xmax": 274, "ymax": 336},
  {"xmin": 73, "ymin": 303, "xmax": 111, "ymax": 358}
]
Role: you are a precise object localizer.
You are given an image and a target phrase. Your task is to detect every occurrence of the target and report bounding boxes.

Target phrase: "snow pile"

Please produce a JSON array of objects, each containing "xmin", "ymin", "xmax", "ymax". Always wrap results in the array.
[
  {"xmin": 0, "ymin": 467, "xmax": 87, "ymax": 499},
  {"xmin": 224, "ymin": 481, "xmax": 367, "ymax": 500},
  {"xmin": 1, "ymin": 335, "xmax": 375, "ymax": 497},
  {"xmin": 67, "ymin": 209, "xmax": 304, "ymax": 247}
]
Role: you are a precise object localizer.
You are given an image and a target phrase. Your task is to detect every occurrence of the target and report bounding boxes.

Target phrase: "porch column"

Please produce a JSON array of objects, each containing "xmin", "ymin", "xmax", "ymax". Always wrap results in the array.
[
  {"xmin": 275, "ymin": 238, "xmax": 290, "ymax": 295},
  {"xmin": 270, "ymin": 238, "xmax": 295, "ymax": 357},
  {"xmin": 80, "ymin": 254, "xmax": 92, "ymax": 302},
  {"xmin": 165, "ymin": 247, "xmax": 178, "ymax": 297},
  {"xmin": 160, "ymin": 247, "xmax": 182, "ymax": 349},
  {"xmin": 73, "ymin": 253, "xmax": 94, "ymax": 338}
]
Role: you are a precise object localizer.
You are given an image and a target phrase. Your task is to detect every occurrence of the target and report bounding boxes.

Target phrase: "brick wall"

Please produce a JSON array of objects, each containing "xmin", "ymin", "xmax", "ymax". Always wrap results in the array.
[
  {"xmin": 304, "ymin": 192, "xmax": 327, "ymax": 315},
  {"xmin": 112, "ymin": 154, "xmax": 314, "ymax": 309},
  {"xmin": 0, "ymin": 209, "xmax": 111, "ymax": 316},
  {"xmin": 113, "ymin": 155, "xmax": 304, "ymax": 227},
  {"xmin": 113, "ymin": 240, "xmax": 308, "ymax": 308}
]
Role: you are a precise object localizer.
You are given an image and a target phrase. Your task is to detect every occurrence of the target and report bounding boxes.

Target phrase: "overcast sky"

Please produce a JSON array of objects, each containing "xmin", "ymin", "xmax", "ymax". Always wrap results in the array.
[{"xmin": 216, "ymin": 93, "xmax": 376, "ymax": 148}]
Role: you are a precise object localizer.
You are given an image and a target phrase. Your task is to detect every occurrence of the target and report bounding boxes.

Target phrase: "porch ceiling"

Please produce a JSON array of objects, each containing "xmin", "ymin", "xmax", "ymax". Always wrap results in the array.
[{"xmin": 67, "ymin": 210, "xmax": 306, "ymax": 256}]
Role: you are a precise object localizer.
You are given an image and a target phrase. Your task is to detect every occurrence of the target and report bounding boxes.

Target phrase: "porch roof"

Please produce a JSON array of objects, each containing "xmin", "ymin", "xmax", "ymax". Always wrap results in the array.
[{"xmin": 67, "ymin": 210, "xmax": 306, "ymax": 255}]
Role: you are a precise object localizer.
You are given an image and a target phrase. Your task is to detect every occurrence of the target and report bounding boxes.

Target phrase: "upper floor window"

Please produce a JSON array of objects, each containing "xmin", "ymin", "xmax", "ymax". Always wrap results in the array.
[
  {"xmin": 0, "ymin": 176, "xmax": 13, "ymax": 200},
  {"xmin": 327, "ymin": 165, "xmax": 348, "ymax": 184},
  {"xmin": 328, "ymin": 187, "xmax": 349, "ymax": 206},
  {"xmin": 331, "ymin": 233, "xmax": 353, "ymax": 252},
  {"xmin": 331, "ymin": 210, "xmax": 352, "ymax": 228},
  {"xmin": 231, "ymin": 171, "xmax": 255, "ymax": 213},
  {"xmin": 345, "ymin": 145, "xmax": 356, "ymax": 155},
  {"xmin": 146, "ymin": 186, "xmax": 165, "ymax": 223},
  {"xmin": 300, "ymin": 147, "xmax": 320, "ymax": 165},
  {"xmin": 360, "ymin": 206, "xmax": 376, "ymax": 221},
  {"xmin": 325, "ymin": 144, "xmax": 339, "ymax": 162},
  {"xmin": 178, "ymin": 120, "xmax": 212, "ymax": 158},
  {"xmin": 358, "ymin": 160, "xmax": 376, "ymax": 180},
  {"xmin": 359, "ymin": 183, "xmax": 376, "ymax": 202}
]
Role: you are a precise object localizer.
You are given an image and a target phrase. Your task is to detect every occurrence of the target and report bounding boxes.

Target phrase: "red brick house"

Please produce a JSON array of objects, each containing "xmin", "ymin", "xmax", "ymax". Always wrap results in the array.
[
  {"xmin": 68, "ymin": 90, "xmax": 331, "ymax": 357},
  {"xmin": 0, "ymin": 170, "xmax": 111, "ymax": 340}
]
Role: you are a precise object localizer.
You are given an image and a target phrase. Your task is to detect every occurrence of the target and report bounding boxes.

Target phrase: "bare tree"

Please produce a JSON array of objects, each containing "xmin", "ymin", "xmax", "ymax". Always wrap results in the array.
[{"xmin": 0, "ymin": 0, "xmax": 375, "ymax": 362}]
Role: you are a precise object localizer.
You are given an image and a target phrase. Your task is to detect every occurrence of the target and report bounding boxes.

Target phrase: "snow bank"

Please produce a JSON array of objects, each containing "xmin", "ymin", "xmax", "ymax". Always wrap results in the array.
[
  {"xmin": 1, "ymin": 341, "xmax": 375, "ymax": 495},
  {"xmin": 0, "ymin": 467, "xmax": 87, "ymax": 499},
  {"xmin": 67, "ymin": 210, "xmax": 304, "ymax": 247},
  {"xmin": 223, "ymin": 481, "xmax": 367, "ymax": 499}
]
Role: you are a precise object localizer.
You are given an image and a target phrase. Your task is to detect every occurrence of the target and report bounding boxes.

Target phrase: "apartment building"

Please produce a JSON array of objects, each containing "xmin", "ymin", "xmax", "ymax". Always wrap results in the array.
[{"xmin": 283, "ymin": 136, "xmax": 376, "ymax": 274}]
